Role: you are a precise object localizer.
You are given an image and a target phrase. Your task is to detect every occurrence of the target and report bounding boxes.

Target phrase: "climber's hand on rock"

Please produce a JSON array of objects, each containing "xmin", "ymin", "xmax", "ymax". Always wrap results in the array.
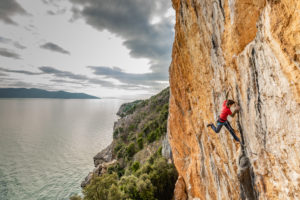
[{"xmin": 235, "ymin": 105, "xmax": 240, "ymax": 111}]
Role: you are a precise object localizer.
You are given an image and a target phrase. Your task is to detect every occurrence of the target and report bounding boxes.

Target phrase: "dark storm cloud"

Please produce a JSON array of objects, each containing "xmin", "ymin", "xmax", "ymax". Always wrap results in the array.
[
  {"xmin": 0, "ymin": 0, "xmax": 27, "ymax": 25},
  {"xmin": 70, "ymin": 0, "xmax": 174, "ymax": 77},
  {"xmin": 40, "ymin": 42, "xmax": 70, "ymax": 55},
  {"xmin": 0, "ymin": 48, "xmax": 21, "ymax": 59},
  {"xmin": 88, "ymin": 66, "xmax": 168, "ymax": 86},
  {"xmin": 0, "ymin": 36, "xmax": 26, "ymax": 49}
]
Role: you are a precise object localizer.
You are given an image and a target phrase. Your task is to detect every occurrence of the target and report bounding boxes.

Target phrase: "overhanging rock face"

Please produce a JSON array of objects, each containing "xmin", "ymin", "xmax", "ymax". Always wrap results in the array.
[{"xmin": 168, "ymin": 0, "xmax": 300, "ymax": 199}]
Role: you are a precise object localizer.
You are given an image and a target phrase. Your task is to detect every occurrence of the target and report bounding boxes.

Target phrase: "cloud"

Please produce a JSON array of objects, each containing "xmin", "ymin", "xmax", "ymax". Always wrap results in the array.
[
  {"xmin": 39, "ymin": 66, "xmax": 118, "ymax": 88},
  {"xmin": 88, "ymin": 66, "xmax": 168, "ymax": 86},
  {"xmin": 0, "ymin": 36, "xmax": 10, "ymax": 43},
  {"xmin": 39, "ymin": 66, "xmax": 85, "ymax": 79},
  {"xmin": 1, "ymin": 65, "xmax": 161, "ymax": 91},
  {"xmin": 47, "ymin": 9, "xmax": 66, "ymax": 16},
  {"xmin": 50, "ymin": 79, "xmax": 87, "ymax": 86},
  {"xmin": 0, "ymin": 67, "xmax": 41, "ymax": 75},
  {"xmin": 0, "ymin": 0, "xmax": 27, "ymax": 25},
  {"xmin": 38, "ymin": 66, "xmax": 163, "ymax": 90},
  {"xmin": 70, "ymin": 0, "xmax": 174, "ymax": 77},
  {"xmin": 0, "ymin": 72, "xmax": 8, "ymax": 76},
  {"xmin": 0, "ymin": 48, "xmax": 21, "ymax": 59},
  {"xmin": 0, "ymin": 36, "xmax": 26, "ymax": 49},
  {"xmin": 1, "ymin": 80, "xmax": 51, "ymax": 89},
  {"xmin": 40, "ymin": 42, "xmax": 70, "ymax": 55}
]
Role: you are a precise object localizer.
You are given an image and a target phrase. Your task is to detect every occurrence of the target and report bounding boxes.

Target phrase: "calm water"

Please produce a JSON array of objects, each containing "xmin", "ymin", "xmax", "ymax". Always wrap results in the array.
[{"xmin": 0, "ymin": 99, "xmax": 125, "ymax": 200}]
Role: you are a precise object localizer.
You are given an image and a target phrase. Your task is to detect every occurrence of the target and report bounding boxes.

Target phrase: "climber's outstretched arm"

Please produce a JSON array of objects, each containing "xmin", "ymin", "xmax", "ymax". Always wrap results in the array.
[
  {"xmin": 225, "ymin": 88, "xmax": 230, "ymax": 100},
  {"xmin": 230, "ymin": 105, "xmax": 240, "ymax": 117}
]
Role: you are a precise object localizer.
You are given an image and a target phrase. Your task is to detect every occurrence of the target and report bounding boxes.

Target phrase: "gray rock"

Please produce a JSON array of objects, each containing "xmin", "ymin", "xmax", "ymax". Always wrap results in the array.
[
  {"xmin": 81, "ymin": 172, "xmax": 93, "ymax": 188},
  {"xmin": 93, "ymin": 143, "xmax": 113, "ymax": 167},
  {"xmin": 162, "ymin": 132, "xmax": 173, "ymax": 163}
]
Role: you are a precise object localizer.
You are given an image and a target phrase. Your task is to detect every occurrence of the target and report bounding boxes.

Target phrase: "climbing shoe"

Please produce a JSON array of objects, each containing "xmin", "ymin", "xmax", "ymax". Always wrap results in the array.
[{"xmin": 206, "ymin": 123, "xmax": 213, "ymax": 127}]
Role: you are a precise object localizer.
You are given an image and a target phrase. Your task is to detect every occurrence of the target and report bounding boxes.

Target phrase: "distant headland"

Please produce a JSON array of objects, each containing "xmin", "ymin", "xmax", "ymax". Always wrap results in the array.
[{"xmin": 0, "ymin": 88, "xmax": 100, "ymax": 99}]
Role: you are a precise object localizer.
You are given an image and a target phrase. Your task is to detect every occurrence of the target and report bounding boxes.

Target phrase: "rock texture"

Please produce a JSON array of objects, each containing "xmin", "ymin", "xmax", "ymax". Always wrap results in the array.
[
  {"xmin": 168, "ymin": 0, "xmax": 300, "ymax": 199},
  {"xmin": 94, "ymin": 143, "xmax": 113, "ymax": 167},
  {"xmin": 162, "ymin": 132, "xmax": 173, "ymax": 163}
]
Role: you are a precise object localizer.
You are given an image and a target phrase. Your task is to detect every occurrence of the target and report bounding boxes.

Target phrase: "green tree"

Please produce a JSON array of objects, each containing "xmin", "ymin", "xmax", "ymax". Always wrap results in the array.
[
  {"xmin": 149, "ymin": 157, "xmax": 178, "ymax": 200},
  {"xmin": 137, "ymin": 137, "xmax": 143, "ymax": 149},
  {"xmin": 119, "ymin": 175, "xmax": 140, "ymax": 199},
  {"xmin": 107, "ymin": 184, "xmax": 123, "ymax": 200},
  {"xmin": 126, "ymin": 143, "xmax": 136, "ymax": 158},
  {"xmin": 137, "ymin": 174, "xmax": 156, "ymax": 200},
  {"xmin": 83, "ymin": 173, "xmax": 118, "ymax": 200},
  {"xmin": 131, "ymin": 161, "xmax": 140, "ymax": 172}
]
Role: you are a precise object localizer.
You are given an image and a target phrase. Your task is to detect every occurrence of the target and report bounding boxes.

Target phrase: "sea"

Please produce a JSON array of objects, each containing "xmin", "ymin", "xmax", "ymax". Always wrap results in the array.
[{"xmin": 0, "ymin": 99, "xmax": 125, "ymax": 200}]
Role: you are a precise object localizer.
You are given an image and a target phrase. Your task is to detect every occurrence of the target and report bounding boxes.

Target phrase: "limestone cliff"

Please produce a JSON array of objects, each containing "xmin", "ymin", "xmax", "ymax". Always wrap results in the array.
[{"xmin": 168, "ymin": 0, "xmax": 300, "ymax": 199}]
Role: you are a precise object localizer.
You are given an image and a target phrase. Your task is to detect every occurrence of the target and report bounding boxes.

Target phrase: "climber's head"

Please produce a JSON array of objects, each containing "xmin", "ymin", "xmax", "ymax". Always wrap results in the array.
[{"xmin": 226, "ymin": 100, "xmax": 235, "ymax": 107}]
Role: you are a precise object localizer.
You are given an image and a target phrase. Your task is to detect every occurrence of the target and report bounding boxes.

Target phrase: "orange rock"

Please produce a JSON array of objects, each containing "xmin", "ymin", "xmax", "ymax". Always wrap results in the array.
[
  {"xmin": 173, "ymin": 176, "xmax": 188, "ymax": 200},
  {"xmin": 169, "ymin": 0, "xmax": 300, "ymax": 199}
]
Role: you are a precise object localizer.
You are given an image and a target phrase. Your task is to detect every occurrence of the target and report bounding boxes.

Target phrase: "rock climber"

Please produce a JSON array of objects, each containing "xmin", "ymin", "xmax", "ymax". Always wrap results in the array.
[{"xmin": 207, "ymin": 90, "xmax": 241, "ymax": 143}]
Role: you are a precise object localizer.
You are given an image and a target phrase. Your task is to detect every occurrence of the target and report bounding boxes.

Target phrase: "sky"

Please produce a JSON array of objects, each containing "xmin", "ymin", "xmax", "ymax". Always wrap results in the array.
[{"xmin": 0, "ymin": 0, "xmax": 175, "ymax": 99}]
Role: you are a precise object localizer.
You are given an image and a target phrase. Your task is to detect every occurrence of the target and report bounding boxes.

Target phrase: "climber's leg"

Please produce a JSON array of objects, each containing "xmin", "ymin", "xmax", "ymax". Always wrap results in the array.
[
  {"xmin": 224, "ymin": 121, "xmax": 240, "ymax": 142},
  {"xmin": 209, "ymin": 120, "xmax": 224, "ymax": 133}
]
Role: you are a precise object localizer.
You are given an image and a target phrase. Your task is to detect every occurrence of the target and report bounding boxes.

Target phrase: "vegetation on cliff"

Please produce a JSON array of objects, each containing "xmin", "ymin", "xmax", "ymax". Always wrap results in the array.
[
  {"xmin": 82, "ymin": 149, "xmax": 177, "ymax": 200},
  {"xmin": 71, "ymin": 87, "xmax": 177, "ymax": 200},
  {"xmin": 112, "ymin": 87, "xmax": 170, "ymax": 163}
]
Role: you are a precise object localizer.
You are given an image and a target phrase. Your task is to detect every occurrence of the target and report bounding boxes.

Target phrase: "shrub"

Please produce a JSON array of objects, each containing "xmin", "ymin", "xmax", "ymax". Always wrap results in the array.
[
  {"xmin": 113, "ymin": 129, "xmax": 119, "ymax": 138},
  {"xmin": 138, "ymin": 132, "xmax": 144, "ymax": 138},
  {"xmin": 149, "ymin": 157, "xmax": 178, "ymax": 200},
  {"xmin": 114, "ymin": 142, "xmax": 123, "ymax": 154},
  {"xmin": 119, "ymin": 175, "xmax": 155, "ymax": 200},
  {"xmin": 131, "ymin": 161, "xmax": 140, "ymax": 172},
  {"xmin": 120, "ymin": 134, "xmax": 127, "ymax": 141},
  {"xmin": 147, "ymin": 131, "xmax": 157, "ymax": 143},
  {"xmin": 137, "ymin": 137, "xmax": 143, "ymax": 149},
  {"xmin": 136, "ymin": 174, "xmax": 155, "ymax": 200},
  {"xmin": 83, "ymin": 173, "xmax": 118, "ymax": 200},
  {"xmin": 107, "ymin": 184, "xmax": 123, "ymax": 200},
  {"xmin": 117, "ymin": 149, "xmax": 124, "ymax": 159},
  {"xmin": 107, "ymin": 163, "xmax": 125, "ymax": 178},
  {"xmin": 128, "ymin": 124, "xmax": 136, "ymax": 132},
  {"xmin": 119, "ymin": 175, "xmax": 139, "ymax": 199},
  {"xmin": 113, "ymin": 127, "xmax": 124, "ymax": 138},
  {"xmin": 126, "ymin": 143, "xmax": 136, "ymax": 158}
]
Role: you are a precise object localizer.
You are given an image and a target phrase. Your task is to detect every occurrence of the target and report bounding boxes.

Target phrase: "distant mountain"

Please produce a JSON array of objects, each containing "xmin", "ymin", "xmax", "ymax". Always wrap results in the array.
[{"xmin": 0, "ymin": 88, "xmax": 100, "ymax": 99}]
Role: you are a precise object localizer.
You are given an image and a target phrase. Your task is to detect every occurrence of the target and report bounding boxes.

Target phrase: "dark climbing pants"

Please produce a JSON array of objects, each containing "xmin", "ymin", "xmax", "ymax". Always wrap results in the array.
[{"xmin": 210, "ymin": 120, "xmax": 240, "ymax": 142}]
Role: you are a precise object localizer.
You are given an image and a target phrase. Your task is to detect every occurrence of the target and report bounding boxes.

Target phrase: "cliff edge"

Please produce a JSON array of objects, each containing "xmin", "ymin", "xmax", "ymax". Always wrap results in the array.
[
  {"xmin": 76, "ymin": 88, "xmax": 178, "ymax": 200},
  {"xmin": 168, "ymin": 0, "xmax": 300, "ymax": 199}
]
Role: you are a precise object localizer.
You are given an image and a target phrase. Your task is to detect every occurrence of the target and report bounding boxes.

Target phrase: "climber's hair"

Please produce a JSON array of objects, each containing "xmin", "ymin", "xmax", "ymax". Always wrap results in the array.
[{"xmin": 226, "ymin": 100, "xmax": 235, "ymax": 106}]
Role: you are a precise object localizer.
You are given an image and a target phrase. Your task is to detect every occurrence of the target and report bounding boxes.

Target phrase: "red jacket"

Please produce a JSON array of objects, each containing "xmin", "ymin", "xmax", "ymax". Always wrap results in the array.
[{"xmin": 219, "ymin": 100, "xmax": 232, "ymax": 122}]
